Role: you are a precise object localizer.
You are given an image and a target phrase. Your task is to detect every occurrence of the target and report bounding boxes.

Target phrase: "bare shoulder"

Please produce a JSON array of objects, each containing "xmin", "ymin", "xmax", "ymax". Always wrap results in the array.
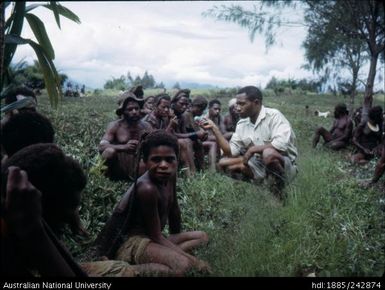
[{"xmin": 135, "ymin": 177, "xmax": 159, "ymax": 202}]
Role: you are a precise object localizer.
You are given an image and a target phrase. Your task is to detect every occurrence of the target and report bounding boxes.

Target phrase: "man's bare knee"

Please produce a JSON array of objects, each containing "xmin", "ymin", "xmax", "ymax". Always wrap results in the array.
[{"xmin": 101, "ymin": 147, "xmax": 116, "ymax": 159}]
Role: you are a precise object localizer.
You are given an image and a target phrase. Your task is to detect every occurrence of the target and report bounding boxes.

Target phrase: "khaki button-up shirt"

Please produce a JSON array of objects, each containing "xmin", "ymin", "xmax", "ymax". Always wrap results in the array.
[{"xmin": 229, "ymin": 105, "xmax": 298, "ymax": 162}]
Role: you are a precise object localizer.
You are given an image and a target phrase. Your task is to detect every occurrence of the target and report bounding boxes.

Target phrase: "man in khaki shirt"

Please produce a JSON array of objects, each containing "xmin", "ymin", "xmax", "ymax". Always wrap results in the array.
[{"xmin": 199, "ymin": 86, "xmax": 298, "ymax": 198}]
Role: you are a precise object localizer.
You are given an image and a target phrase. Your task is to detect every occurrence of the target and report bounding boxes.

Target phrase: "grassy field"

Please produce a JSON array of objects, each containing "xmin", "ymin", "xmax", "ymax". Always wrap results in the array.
[{"xmin": 36, "ymin": 88, "xmax": 384, "ymax": 277}]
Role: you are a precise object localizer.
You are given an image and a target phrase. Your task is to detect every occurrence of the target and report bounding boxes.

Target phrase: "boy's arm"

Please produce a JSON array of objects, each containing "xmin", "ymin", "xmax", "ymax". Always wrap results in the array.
[
  {"xmin": 168, "ymin": 180, "xmax": 181, "ymax": 234},
  {"xmin": 138, "ymin": 184, "xmax": 193, "ymax": 256}
]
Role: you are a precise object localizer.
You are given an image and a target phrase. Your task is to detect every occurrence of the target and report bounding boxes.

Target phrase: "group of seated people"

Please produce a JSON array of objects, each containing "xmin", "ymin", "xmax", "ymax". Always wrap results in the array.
[
  {"xmin": 312, "ymin": 103, "xmax": 385, "ymax": 185},
  {"xmin": 99, "ymin": 85, "xmax": 241, "ymax": 179}
]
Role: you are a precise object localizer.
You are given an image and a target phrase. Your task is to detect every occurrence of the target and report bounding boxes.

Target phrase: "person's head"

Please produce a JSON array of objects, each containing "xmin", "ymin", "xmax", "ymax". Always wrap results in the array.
[
  {"xmin": 4, "ymin": 86, "xmax": 38, "ymax": 114},
  {"xmin": 334, "ymin": 103, "xmax": 349, "ymax": 118},
  {"xmin": 368, "ymin": 106, "xmax": 383, "ymax": 125},
  {"xmin": 154, "ymin": 93, "xmax": 171, "ymax": 118},
  {"xmin": 208, "ymin": 99, "xmax": 221, "ymax": 118},
  {"xmin": 228, "ymin": 98, "xmax": 238, "ymax": 116},
  {"xmin": 116, "ymin": 92, "xmax": 144, "ymax": 121},
  {"xmin": 235, "ymin": 86, "xmax": 263, "ymax": 119},
  {"xmin": 1, "ymin": 144, "xmax": 87, "ymax": 235},
  {"xmin": 171, "ymin": 92, "xmax": 190, "ymax": 116},
  {"xmin": 140, "ymin": 130, "xmax": 179, "ymax": 182},
  {"xmin": 143, "ymin": 96, "xmax": 155, "ymax": 111},
  {"xmin": 1, "ymin": 111, "xmax": 55, "ymax": 157},
  {"xmin": 191, "ymin": 96, "xmax": 208, "ymax": 117}
]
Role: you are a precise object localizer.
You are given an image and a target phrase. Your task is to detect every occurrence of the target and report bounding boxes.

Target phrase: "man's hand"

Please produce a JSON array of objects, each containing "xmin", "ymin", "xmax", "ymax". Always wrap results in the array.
[
  {"xmin": 169, "ymin": 116, "xmax": 178, "ymax": 129},
  {"xmin": 126, "ymin": 140, "xmax": 139, "ymax": 152},
  {"xmin": 243, "ymin": 146, "xmax": 256, "ymax": 165},
  {"xmin": 5, "ymin": 166, "xmax": 43, "ymax": 237},
  {"xmin": 196, "ymin": 130, "xmax": 208, "ymax": 141},
  {"xmin": 198, "ymin": 118, "xmax": 216, "ymax": 130}
]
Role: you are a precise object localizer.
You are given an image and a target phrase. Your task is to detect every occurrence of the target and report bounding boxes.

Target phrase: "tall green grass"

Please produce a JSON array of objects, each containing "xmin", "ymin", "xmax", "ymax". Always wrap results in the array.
[{"xmin": 34, "ymin": 90, "xmax": 384, "ymax": 276}]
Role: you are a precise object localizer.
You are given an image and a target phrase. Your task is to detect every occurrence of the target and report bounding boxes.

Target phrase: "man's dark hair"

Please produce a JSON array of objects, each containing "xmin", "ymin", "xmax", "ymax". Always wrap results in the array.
[
  {"xmin": 1, "ymin": 144, "xmax": 87, "ymax": 214},
  {"xmin": 335, "ymin": 103, "xmax": 349, "ymax": 117},
  {"xmin": 209, "ymin": 99, "xmax": 221, "ymax": 108},
  {"xmin": 141, "ymin": 130, "xmax": 179, "ymax": 162},
  {"xmin": 171, "ymin": 89, "xmax": 191, "ymax": 103},
  {"xmin": 192, "ymin": 96, "xmax": 208, "ymax": 110},
  {"xmin": 1, "ymin": 111, "xmax": 55, "ymax": 156},
  {"xmin": 369, "ymin": 106, "xmax": 383, "ymax": 125},
  {"xmin": 4, "ymin": 86, "xmax": 37, "ymax": 105},
  {"xmin": 154, "ymin": 93, "xmax": 171, "ymax": 106},
  {"xmin": 237, "ymin": 86, "xmax": 263, "ymax": 102}
]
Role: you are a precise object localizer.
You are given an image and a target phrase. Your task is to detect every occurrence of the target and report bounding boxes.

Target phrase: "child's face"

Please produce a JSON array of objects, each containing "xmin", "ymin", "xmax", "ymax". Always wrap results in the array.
[{"xmin": 146, "ymin": 146, "xmax": 178, "ymax": 182}]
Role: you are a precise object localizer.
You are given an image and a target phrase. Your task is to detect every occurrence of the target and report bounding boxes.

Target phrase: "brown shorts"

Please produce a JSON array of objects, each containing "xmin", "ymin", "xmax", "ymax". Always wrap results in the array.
[
  {"xmin": 115, "ymin": 235, "xmax": 152, "ymax": 264},
  {"xmin": 80, "ymin": 260, "xmax": 139, "ymax": 277}
]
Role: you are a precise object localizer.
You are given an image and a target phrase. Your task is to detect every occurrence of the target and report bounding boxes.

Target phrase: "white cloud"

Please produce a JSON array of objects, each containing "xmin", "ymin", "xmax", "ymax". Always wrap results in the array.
[{"xmin": 8, "ymin": 1, "xmax": 381, "ymax": 91}]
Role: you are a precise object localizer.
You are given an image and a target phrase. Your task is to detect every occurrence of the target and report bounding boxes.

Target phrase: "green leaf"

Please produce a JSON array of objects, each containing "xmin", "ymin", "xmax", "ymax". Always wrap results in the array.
[
  {"xmin": 50, "ymin": 1, "xmax": 61, "ymax": 29},
  {"xmin": 43, "ymin": 3, "xmax": 81, "ymax": 24},
  {"xmin": 28, "ymin": 40, "xmax": 61, "ymax": 108},
  {"xmin": 25, "ymin": 13, "xmax": 55, "ymax": 60},
  {"xmin": 4, "ymin": 2, "xmax": 25, "ymax": 69},
  {"xmin": 25, "ymin": 3, "xmax": 42, "ymax": 13},
  {"xmin": 4, "ymin": 34, "xmax": 29, "ymax": 45}
]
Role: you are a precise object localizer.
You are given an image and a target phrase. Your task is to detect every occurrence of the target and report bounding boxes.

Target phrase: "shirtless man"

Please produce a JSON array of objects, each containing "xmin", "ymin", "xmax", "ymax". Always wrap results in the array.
[
  {"xmin": 351, "ymin": 106, "xmax": 383, "ymax": 164},
  {"xmin": 206, "ymin": 99, "xmax": 227, "ymax": 138},
  {"xmin": 223, "ymin": 98, "xmax": 240, "ymax": 139},
  {"xmin": 95, "ymin": 131, "xmax": 210, "ymax": 276},
  {"xmin": 169, "ymin": 91, "xmax": 208, "ymax": 176},
  {"xmin": 312, "ymin": 103, "xmax": 353, "ymax": 150},
  {"xmin": 182, "ymin": 96, "xmax": 216, "ymax": 171},
  {"xmin": 142, "ymin": 93, "xmax": 172, "ymax": 130},
  {"xmin": 99, "ymin": 92, "xmax": 152, "ymax": 181}
]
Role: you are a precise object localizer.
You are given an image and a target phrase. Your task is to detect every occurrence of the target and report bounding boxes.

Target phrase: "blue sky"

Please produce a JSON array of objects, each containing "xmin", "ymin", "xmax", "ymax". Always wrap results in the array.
[{"xmin": 7, "ymin": 1, "xmax": 384, "ymax": 90}]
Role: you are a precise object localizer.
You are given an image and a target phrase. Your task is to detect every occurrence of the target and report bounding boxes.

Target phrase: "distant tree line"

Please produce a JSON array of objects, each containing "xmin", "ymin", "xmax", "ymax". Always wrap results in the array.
[
  {"xmin": 104, "ymin": 71, "xmax": 165, "ymax": 90},
  {"xmin": 265, "ymin": 77, "xmax": 322, "ymax": 95}
]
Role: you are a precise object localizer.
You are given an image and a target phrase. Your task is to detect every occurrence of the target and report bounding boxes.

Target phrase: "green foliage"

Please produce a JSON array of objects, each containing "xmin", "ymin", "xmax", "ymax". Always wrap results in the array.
[{"xmin": 3, "ymin": 2, "xmax": 80, "ymax": 108}]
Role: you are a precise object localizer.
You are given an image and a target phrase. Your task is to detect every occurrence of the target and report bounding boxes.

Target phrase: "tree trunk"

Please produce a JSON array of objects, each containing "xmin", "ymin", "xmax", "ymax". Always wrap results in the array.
[
  {"xmin": 349, "ymin": 67, "xmax": 358, "ymax": 116},
  {"xmin": 0, "ymin": 2, "xmax": 5, "ymax": 92},
  {"xmin": 361, "ymin": 53, "xmax": 379, "ymax": 122}
]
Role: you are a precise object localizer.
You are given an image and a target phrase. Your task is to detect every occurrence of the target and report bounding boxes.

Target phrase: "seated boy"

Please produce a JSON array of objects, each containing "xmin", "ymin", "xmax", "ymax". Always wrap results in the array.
[{"xmin": 95, "ymin": 130, "xmax": 210, "ymax": 276}]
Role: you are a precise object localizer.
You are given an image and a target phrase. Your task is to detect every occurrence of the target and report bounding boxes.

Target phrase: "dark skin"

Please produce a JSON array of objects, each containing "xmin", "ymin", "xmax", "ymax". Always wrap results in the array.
[
  {"xmin": 169, "ymin": 96, "xmax": 208, "ymax": 175},
  {"xmin": 141, "ymin": 96, "xmax": 155, "ymax": 117},
  {"xmin": 99, "ymin": 101, "xmax": 151, "ymax": 179},
  {"xmin": 117, "ymin": 146, "xmax": 210, "ymax": 276},
  {"xmin": 143, "ymin": 99, "xmax": 174, "ymax": 131},
  {"xmin": 3, "ymin": 166, "xmax": 79, "ymax": 276},
  {"xmin": 312, "ymin": 107, "xmax": 353, "ymax": 150},
  {"xmin": 351, "ymin": 118, "xmax": 383, "ymax": 164},
  {"xmin": 223, "ymin": 104, "xmax": 240, "ymax": 140}
]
